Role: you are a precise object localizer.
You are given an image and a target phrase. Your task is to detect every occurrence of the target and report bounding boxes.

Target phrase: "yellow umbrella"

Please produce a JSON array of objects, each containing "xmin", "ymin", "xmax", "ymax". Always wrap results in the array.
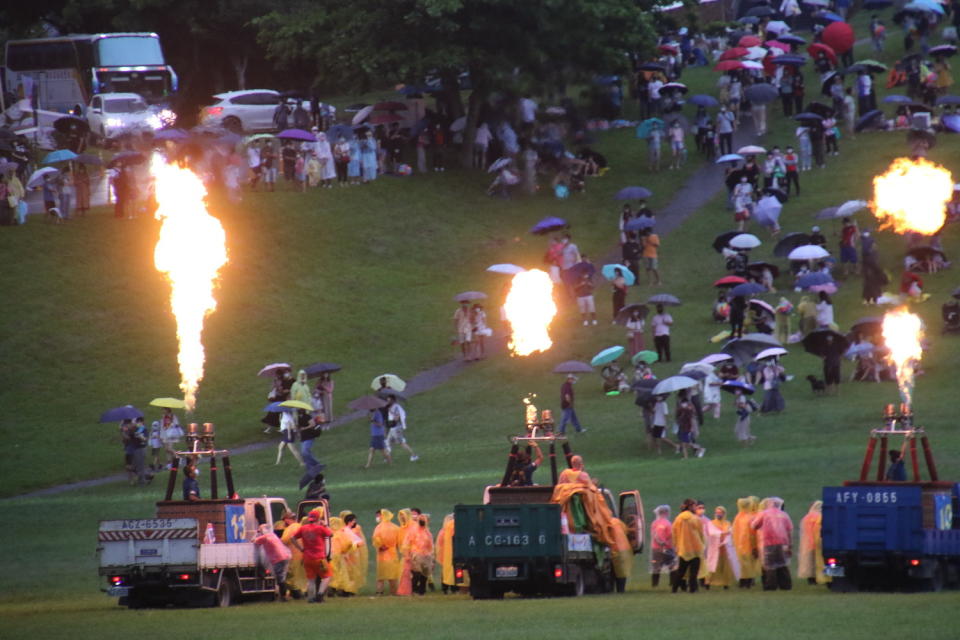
[
  {"xmin": 370, "ymin": 373, "xmax": 406, "ymax": 392},
  {"xmin": 279, "ymin": 400, "xmax": 314, "ymax": 411},
  {"xmin": 150, "ymin": 397, "xmax": 186, "ymax": 409}
]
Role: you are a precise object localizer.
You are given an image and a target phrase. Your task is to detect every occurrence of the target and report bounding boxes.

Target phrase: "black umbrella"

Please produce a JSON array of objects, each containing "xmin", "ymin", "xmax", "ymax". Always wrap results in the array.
[
  {"xmin": 343, "ymin": 103, "xmax": 370, "ymax": 113},
  {"xmin": 773, "ymin": 232, "xmax": 811, "ymax": 257},
  {"xmin": 777, "ymin": 34, "xmax": 807, "ymax": 46},
  {"xmin": 304, "ymin": 362, "xmax": 342, "ymax": 378},
  {"xmin": 376, "ymin": 388, "xmax": 407, "ymax": 402},
  {"xmin": 746, "ymin": 5, "xmax": 777, "ymax": 17},
  {"xmin": 802, "ymin": 329, "xmax": 850, "ymax": 358},
  {"xmin": 936, "ymin": 95, "xmax": 960, "ymax": 106},
  {"xmin": 725, "ymin": 168, "xmax": 747, "ymax": 192},
  {"xmin": 805, "ymin": 101, "xmax": 835, "ymax": 117},
  {"xmin": 747, "ymin": 261, "xmax": 780, "ymax": 278},
  {"xmin": 53, "ymin": 115, "xmax": 89, "ymax": 135},
  {"xmin": 74, "ymin": 153, "xmax": 103, "ymax": 166},
  {"xmin": 108, "ymin": 151, "xmax": 147, "ymax": 167},
  {"xmin": 615, "ymin": 303, "xmax": 650, "ymax": 324},
  {"xmin": 638, "ymin": 62, "xmax": 667, "ymax": 72},
  {"xmin": 850, "ymin": 316, "xmax": 883, "ymax": 337},
  {"xmin": 633, "ymin": 378, "xmax": 660, "ymax": 404},
  {"xmin": 730, "ymin": 282, "xmax": 766, "ymax": 297},
  {"xmin": 299, "ymin": 464, "xmax": 327, "ymax": 490},
  {"xmin": 855, "ymin": 109, "xmax": 884, "ymax": 132},
  {"xmin": 553, "ymin": 360, "xmax": 595, "ymax": 374},
  {"xmin": 744, "ymin": 84, "xmax": 779, "ymax": 105},
  {"xmin": 713, "ymin": 230, "xmax": 742, "ymax": 253},
  {"xmin": 348, "ymin": 395, "xmax": 388, "ymax": 411},
  {"xmin": 794, "ymin": 112, "xmax": 823, "ymax": 124}
]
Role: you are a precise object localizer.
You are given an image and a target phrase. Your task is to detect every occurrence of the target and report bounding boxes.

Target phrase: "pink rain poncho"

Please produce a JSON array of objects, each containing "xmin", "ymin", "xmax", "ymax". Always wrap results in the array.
[{"xmin": 751, "ymin": 497, "xmax": 794, "ymax": 570}]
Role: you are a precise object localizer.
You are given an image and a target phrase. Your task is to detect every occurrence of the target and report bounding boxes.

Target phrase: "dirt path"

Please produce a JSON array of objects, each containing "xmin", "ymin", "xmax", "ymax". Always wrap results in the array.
[{"xmin": 11, "ymin": 120, "xmax": 758, "ymax": 500}]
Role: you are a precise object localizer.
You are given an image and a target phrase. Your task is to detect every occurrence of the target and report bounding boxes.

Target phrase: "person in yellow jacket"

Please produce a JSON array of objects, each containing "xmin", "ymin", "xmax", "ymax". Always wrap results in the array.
[
  {"xmin": 328, "ymin": 517, "xmax": 353, "ymax": 596},
  {"xmin": 610, "ymin": 516, "xmax": 634, "ymax": 593},
  {"xmin": 372, "ymin": 508, "xmax": 401, "ymax": 595},
  {"xmin": 732, "ymin": 496, "xmax": 761, "ymax": 588},
  {"xmin": 671, "ymin": 498, "xmax": 705, "ymax": 593},
  {"xmin": 395, "ymin": 508, "xmax": 414, "ymax": 596},
  {"xmin": 435, "ymin": 513, "xmax": 457, "ymax": 593},
  {"xmin": 340, "ymin": 510, "xmax": 368, "ymax": 595},
  {"xmin": 279, "ymin": 512, "xmax": 308, "ymax": 598},
  {"xmin": 798, "ymin": 500, "xmax": 830, "ymax": 585}
]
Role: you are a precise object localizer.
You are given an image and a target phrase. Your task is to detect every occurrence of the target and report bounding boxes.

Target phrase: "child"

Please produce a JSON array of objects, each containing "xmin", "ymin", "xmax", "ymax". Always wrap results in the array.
[
  {"xmin": 294, "ymin": 152, "xmax": 307, "ymax": 192},
  {"xmin": 148, "ymin": 420, "xmax": 163, "ymax": 472}
]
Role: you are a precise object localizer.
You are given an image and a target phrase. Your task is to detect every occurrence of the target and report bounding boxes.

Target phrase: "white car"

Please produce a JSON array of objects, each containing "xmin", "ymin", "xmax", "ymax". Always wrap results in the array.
[
  {"xmin": 199, "ymin": 89, "xmax": 285, "ymax": 134},
  {"xmin": 86, "ymin": 93, "xmax": 163, "ymax": 143}
]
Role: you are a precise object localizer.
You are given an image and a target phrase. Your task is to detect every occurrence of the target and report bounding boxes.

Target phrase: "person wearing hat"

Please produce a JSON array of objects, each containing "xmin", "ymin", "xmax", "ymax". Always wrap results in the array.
[
  {"xmin": 254, "ymin": 523, "xmax": 292, "ymax": 600},
  {"xmin": 373, "ymin": 508, "xmax": 401, "ymax": 595},
  {"xmin": 292, "ymin": 508, "xmax": 334, "ymax": 603},
  {"xmin": 558, "ymin": 374, "xmax": 585, "ymax": 434}
]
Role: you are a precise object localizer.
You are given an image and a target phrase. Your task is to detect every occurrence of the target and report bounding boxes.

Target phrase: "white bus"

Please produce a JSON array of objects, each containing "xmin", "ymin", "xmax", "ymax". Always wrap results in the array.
[{"xmin": 3, "ymin": 32, "xmax": 178, "ymax": 113}]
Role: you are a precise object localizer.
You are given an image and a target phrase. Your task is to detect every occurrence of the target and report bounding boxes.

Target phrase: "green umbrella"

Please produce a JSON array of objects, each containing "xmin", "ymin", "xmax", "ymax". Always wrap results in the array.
[
  {"xmin": 631, "ymin": 350, "xmax": 659, "ymax": 365},
  {"xmin": 591, "ymin": 346, "xmax": 626, "ymax": 367}
]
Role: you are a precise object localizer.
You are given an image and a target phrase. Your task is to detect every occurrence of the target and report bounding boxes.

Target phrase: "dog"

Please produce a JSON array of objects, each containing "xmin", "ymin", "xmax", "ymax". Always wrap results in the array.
[
  {"xmin": 806, "ymin": 375, "xmax": 826, "ymax": 395},
  {"xmin": 46, "ymin": 206, "xmax": 62, "ymax": 224}
]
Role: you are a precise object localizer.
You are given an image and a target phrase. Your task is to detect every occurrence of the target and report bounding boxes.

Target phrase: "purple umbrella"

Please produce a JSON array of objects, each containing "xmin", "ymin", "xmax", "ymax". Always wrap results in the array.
[
  {"xmin": 772, "ymin": 55, "xmax": 807, "ymax": 66},
  {"xmin": 796, "ymin": 272, "xmax": 834, "ymax": 289},
  {"xmin": 615, "ymin": 186, "xmax": 653, "ymax": 200},
  {"xmin": 625, "ymin": 216, "xmax": 655, "ymax": 232},
  {"xmin": 942, "ymin": 114, "xmax": 960, "ymax": 133},
  {"xmin": 529, "ymin": 216, "xmax": 569, "ymax": 235},
  {"xmin": 277, "ymin": 128, "xmax": 317, "ymax": 142}
]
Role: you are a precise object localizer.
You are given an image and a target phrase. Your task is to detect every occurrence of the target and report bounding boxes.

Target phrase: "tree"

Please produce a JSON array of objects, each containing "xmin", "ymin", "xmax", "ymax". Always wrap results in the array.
[{"xmin": 256, "ymin": 0, "xmax": 656, "ymax": 165}]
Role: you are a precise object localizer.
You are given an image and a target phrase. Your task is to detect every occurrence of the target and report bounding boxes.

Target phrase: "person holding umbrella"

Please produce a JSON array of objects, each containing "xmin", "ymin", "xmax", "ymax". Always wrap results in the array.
[
  {"xmin": 651, "ymin": 303, "xmax": 673, "ymax": 362},
  {"xmin": 611, "ymin": 265, "xmax": 628, "ymax": 322},
  {"xmin": 759, "ymin": 357, "xmax": 786, "ymax": 414},
  {"xmin": 453, "ymin": 299, "xmax": 473, "ymax": 360}
]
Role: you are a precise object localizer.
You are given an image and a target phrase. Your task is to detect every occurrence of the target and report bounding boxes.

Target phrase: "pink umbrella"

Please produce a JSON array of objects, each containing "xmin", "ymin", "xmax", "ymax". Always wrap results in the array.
[
  {"xmin": 738, "ymin": 35, "xmax": 762, "ymax": 48},
  {"xmin": 766, "ymin": 40, "xmax": 791, "ymax": 53},
  {"xmin": 720, "ymin": 47, "xmax": 749, "ymax": 61}
]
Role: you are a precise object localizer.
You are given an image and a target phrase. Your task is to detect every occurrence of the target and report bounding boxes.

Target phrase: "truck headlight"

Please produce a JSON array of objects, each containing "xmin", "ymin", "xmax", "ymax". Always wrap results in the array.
[
  {"xmin": 147, "ymin": 114, "xmax": 163, "ymax": 130},
  {"xmin": 105, "ymin": 118, "xmax": 124, "ymax": 129}
]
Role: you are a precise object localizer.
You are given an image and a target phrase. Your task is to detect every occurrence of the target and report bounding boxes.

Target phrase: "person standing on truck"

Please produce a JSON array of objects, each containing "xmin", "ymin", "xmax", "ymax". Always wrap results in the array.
[
  {"xmin": 557, "ymin": 454, "xmax": 595, "ymax": 487},
  {"xmin": 671, "ymin": 498, "xmax": 705, "ymax": 593},
  {"xmin": 507, "ymin": 443, "xmax": 543, "ymax": 486},
  {"xmin": 558, "ymin": 374, "xmax": 586, "ymax": 434},
  {"xmin": 751, "ymin": 496, "xmax": 794, "ymax": 591},
  {"xmin": 182, "ymin": 465, "xmax": 200, "ymax": 501},
  {"xmin": 373, "ymin": 508, "xmax": 401, "ymax": 595},
  {"xmin": 292, "ymin": 509, "xmax": 334, "ymax": 603},
  {"xmin": 732, "ymin": 496, "xmax": 761, "ymax": 588},
  {"xmin": 650, "ymin": 505, "xmax": 678, "ymax": 588},
  {"xmin": 254, "ymin": 523, "xmax": 293, "ymax": 600},
  {"xmin": 885, "ymin": 450, "xmax": 907, "ymax": 481}
]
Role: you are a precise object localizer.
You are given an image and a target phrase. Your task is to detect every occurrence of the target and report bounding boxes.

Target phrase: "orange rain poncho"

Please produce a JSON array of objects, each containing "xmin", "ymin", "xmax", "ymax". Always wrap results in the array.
[
  {"xmin": 328, "ymin": 517, "xmax": 353, "ymax": 593},
  {"xmin": 732, "ymin": 496, "xmax": 761, "ymax": 580},
  {"xmin": 339, "ymin": 510, "xmax": 369, "ymax": 594},
  {"xmin": 396, "ymin": 509, "xmax": 414, "ymax": 596},
  {"xmin": 672, "ymin": 509, "xmax": 705, "ymax": 561},
  {"xmin": 372, "ymin": 508, "xmax": 401, "ymax": 581},
  {"xmin": 406, "ymin": 516, "xmax": 435, "ymax": 577},
  {"xmin": 280, "ymin": 519, "xmax": 308, "ymax": 593},
  {"xmin": 798, "ymin": 500, "xmax": 830, "ymax": 584},
  {"xmin": 550, "ymin": 482, "xmax": 629, "ymax": 553}
]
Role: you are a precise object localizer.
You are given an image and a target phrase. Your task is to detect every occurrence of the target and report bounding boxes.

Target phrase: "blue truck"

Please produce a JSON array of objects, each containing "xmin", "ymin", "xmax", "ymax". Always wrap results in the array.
[{"xmin": 821, "ymin": 481, "xmax": 960, "ymax": 591}]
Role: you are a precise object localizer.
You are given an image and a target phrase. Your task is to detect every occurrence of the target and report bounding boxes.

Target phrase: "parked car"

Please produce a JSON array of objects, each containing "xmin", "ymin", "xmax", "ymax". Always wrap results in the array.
[
  {"xmin": 86, "ymin": 93, "xmax": 162, "ymax": 143},
  {"xmin": 199, "ymin": 89, "xmax": 287, "ymax": 134}
]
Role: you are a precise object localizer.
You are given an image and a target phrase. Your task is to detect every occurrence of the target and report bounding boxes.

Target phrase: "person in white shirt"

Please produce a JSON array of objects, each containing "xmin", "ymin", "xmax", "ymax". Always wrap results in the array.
[
  {"xmin": 473, "ymin": 123, "xmax": 492, "ymax": 169},
  {"xmin": 246, "ymin": 143, "xmax": 261, "ymax": 189},
  {"xmin": 648, "ymin": 78, "xmax": 664, "ymax": 116},
  {"xmin": 519, "ymin": 96, "xmax": 538, "ymax": 125},
  {"xmin": 384, "ymin": 395, "xmax": 418, "ymax": 461},
  {"xmin": 651, "ymin": 304, "xmax": 673, "ymax": 362}
]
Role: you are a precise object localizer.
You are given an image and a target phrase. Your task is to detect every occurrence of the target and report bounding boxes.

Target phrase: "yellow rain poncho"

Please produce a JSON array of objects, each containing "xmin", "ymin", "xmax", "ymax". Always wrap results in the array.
[
  {"xmin": 328, "ymin": 517, "xmax": 353, "ymax": 593},
  {"xmin": 550, "ymin": 482, "xmax": 629, "ymax": 552},
  {"xmin": 339, "ymin": 510, "xmax": 368, "ymax": 594},
  {"xmin": 733, "ymin": 496, "xmax": 761, "ymax": 580},
  {"xmin": 798, "ymin": 500, "xmax": 830, "ymax": 584},
  {"xmin": 373, "ymin": 508, "xmax": 401, "ymax": 581},
  {"xmin": 672, "ymin": 510, "xmax": 705, "ymax": 561},
  {"xmin": 290, "ymin": 370, "xmax": 312, "ymax": 405},
  {"xmin": 610, "ymin": 517, "xmax": 634, "ymax": 581},
  {"xmin": 435, "ymin": 514, "xmax": 458, "ymax": 587},
  {"xmin": 280, "ymin": 519, "xmax": 308, "ymax": 594}
]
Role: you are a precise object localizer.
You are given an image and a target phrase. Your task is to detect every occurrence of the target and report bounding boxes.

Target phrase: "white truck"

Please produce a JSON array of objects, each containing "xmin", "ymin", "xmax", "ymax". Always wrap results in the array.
[{"xmin": 98, "ymin": 496, "xmax": 327, "ymax": 608}]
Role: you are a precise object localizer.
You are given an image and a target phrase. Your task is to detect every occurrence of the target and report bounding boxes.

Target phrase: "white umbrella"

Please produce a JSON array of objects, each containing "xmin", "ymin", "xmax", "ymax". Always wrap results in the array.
[
  {"xmin": 836, "ymin": 199, "xmax": 868, "ymax": 218},
  {"xmin": 788, "ymin": 244, "xmax": 830, "ymax": 260},
  {"xmin": 652, "ymin": 375, "xmax": 700, "ymax": 395},
  {"xmin": 730, "ymin": 233, "xmax": 762, "ymax": 250},
  {"xmin": 755, "ymin": 346, "xmax": 788, "ymax": 361},
  {"xmin": 700, "ymin": 353, "xmax": 733, "ymax": 365},
  {"xmin": 351, "ymin": 105, "xmax": 374, "ymax": 125},
  {"xmin": 27, "ymin": 166, "xmax": 59, "ymax": 189},
  {"xmin": 488, "ymin": 157, "xmax": 511, "ymax": 173},
  {"xmin": 746, "ymin": 46, "xmax": 769, "ymax": 60},
  {"xmin": 741, "ymin": 60, "xmax": 764, "ymax": 70},
  {"xmin": 681, "ymin": 362, "xmax": 715, "ymax": 376},
  {"xmin": 450, "ymin": 116, "xmax": 467, "ymax": 132},
  {"xmin": 766, "ymin": 20, "xmax": 790, "ymax": 34},
  {"xmin": 258, "ymin": 362, "xmax": 291, "ymax": 378},
  {"xmin": 738, "ymin": 145, "xmax": 766, "ymax": 155},
  {"xmin": 487, "ymin": 263, "xmax": 526, "ymax": 275}
]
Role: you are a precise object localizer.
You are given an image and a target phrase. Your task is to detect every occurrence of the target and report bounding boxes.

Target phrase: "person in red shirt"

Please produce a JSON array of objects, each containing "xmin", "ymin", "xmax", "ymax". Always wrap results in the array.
[
  {"xmin": 839, "ymin": 217, "xmax": 859, "ymax": 276},
  {"xmin": 292, "ymin": 509, "xmax": 334, "ymax": 602},
  {"xmin": 783, "ymin": 146, "xmax": 800, "ymax": 196}
]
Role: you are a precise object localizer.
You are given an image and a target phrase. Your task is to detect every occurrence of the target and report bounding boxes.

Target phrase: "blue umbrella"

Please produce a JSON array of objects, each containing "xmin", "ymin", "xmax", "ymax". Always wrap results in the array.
[
  {"xmin": 155, "ymin": 128, "xmax": 189, "ymax": 141},
  {"xmin": 689, "ymin": 94, "xmax": 720, "ymax": 108},
  {"xmin": 720, "ymin": 380, "xmax": 755, "ymax": 395},
  {"xmin": 715, "ymin": 153, "xmax": 744, "ymax": 164},
  {"xmin": 325, "ymin": 123, "xmax": 355, "ymax": 141},
  {"xmin": 936, "ymin": 95, "xmax": 960, "ymax": 106},
  {"xmin": 883, "ymin": 95, "xmax": 913, "ymax": 104},
  {"xmin": 744, "ymin": 84, "xmax": 778, "ymax": 104},
  {"xmin": 905, "ymin": 0, "xmax": 944, "ymax": 14},
  {"xmin": 942, "ymin": 114, "xmax": 960, "ymax": 133},
  {"xmin": 814, "ymin": 10, "xmax": 844, "ymax": 21},
  {"xmin": 591, "ymin": 346, "xmax": 626, "ymax": 367},
  {"xmin": 99, "ymin": 405, "xmax": 144, "ymax": 423},
  {"xmin": 738, "ymin": 15, "xmax": 760, "ymax": 24},
  {"xmin": 797, "ymin": 272, "xmax": 834, "ymax": 289},
  {"xmin": 602, "ymin": 263, "xmax": 636, "ymax": 285},
  {"xmin": 615, "ymin": 186, "xmax": 653, "ymax": 200},
  {"xmin": 855, "ymin": 109, "xmax": 884, "ymax": 132},
  {"xmin": 529, "ymin": 216, "xmax": 568, "ymax": 235},
  {"xmin": 729, "ymin": 282, "xmax": 765, "ymax": 297},
  {"xmin": 772, "ymin": 55, "xmax": 806, "ymax": 66},
  {"xmin": 777, "ymin": 34, "xmax": 807, "ymax": 45},
  {"xmin": 42, "ymin": 149, "xmax": 78, "ymax": 164},
  {"xmin": 263, "ymin": 401, "xmax": 296, "ymax": 413},
  {"xmin": 625, "ymin": 216, "xmax": 655, "ymax": 232}
]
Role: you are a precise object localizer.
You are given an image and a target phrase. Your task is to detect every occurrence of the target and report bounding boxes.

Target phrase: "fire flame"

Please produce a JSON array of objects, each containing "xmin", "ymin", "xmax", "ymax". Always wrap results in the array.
[
  {"xmin": 881, "ymin": 307, "xmax": 923, "ymax": 408},
  {"xmin": 152, "ymin": 156, "xmax": 228, "ymax": 411},
  {"xmin": 504, "ymin": 269, "xmax": 556, "ymax": 356},
  {"xmin": 871, "ymin": 157, "xmax": 953, "ymax": 235}
]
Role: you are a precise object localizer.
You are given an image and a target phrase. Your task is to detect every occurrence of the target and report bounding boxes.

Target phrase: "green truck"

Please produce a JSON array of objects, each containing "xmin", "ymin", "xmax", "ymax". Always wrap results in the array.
[{"xmin": 453, "ymin": 485, "xmax": 644, "ymax": 598}]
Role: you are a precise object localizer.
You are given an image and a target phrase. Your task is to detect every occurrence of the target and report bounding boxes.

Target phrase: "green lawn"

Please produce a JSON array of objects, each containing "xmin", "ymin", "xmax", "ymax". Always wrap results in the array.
[{"xmin": 1, "ymin": 10, "xmax": 959, "ymax": 637}]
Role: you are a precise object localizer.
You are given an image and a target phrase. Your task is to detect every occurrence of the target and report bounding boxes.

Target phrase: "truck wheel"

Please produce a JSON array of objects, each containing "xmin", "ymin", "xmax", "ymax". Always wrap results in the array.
[
  {"xmin": 827, "ymin": 577, "xmax": 857, "ymax": 593},
  {"xmin": 565, "ymin": 570, "xmax": 585, "ymax": 597},
  {"xmin": 216, "ymin": 578, "xmax": 237, "ymax": 607},
  {"xmin": 921, "ymin": 561, "xmax": 945, "ymax": 593},
  {"xmin": 469, "ymin": 582, "xmax": 491, "ymax": 600}
]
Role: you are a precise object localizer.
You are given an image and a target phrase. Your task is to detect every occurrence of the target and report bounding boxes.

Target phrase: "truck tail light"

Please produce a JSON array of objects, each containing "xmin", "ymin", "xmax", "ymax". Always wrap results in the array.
[
  {"xmin": 110, "ymin": 575, "xmax": 124, "ymax": 585},
  {"xmin": 909, "ymin": 558, "xmax": 921, "ymax": 567},
  {"xmin": 455, "ymin": 568, "xmax": 464, "ymax": 581},
  {"xmin": 826, "ymin": 558, "xmax": 837, "ymax": 566},
  {"xmin": 205, "ymin": 106, "xmax": 223, "ymax": 116},
  {"xmin": 553, "ymin": 565, "xmax": 563, "ymax": 579},
  {"xmin": 177, "ymin": 573, "xmax": 192, "ymax": 581}
]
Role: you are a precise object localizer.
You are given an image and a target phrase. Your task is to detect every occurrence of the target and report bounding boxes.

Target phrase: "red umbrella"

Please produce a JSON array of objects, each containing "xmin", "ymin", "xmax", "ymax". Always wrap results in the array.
[
  {"xmin": 738, "ymin": 35, "xmax": 762, "ymax": 48},
  {"xmin": 714, "ymin": 60, "xmax": 746, "ymax": 72},
  {"xmin": 822, "ymin": 22, "xmax": 854, "ymax": 54},
  {"xmin": 369, "ymin": 112, "xmax": 403, "ymax": 124},
  {"xmin": 765, "ymin": 40, "xmax": 790, "ymax": 53},
  {"xmin": 808, "ymin": 42, "xmax": 838, "ymax": 65},
  {"xmin": 659, "ymin": 44, "xmax": 679, "ymax": 54},
  {"xmin": 714, "ymin": 275, "xmax": 748, "ymax": 287},
  {"xmin": 720, "ymin": 47, "xmax": 749, "ymax": 61}
]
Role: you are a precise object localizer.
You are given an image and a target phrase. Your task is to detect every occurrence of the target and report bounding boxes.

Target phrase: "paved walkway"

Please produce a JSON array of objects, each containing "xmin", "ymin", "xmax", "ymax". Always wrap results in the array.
[{"xmin": 12, "ymin": 119, "xmax": 758, "ymax": 500}]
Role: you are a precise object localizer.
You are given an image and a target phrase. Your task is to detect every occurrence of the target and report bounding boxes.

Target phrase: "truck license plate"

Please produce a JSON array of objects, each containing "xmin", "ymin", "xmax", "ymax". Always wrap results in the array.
[
  {"xmin": 108, "ymin": 586, "xmax": 131, "ymax": 597},
  {"xmin": 137, "ymin": 548, "xmax": 159, "ymax": 556},
  {"xmin": 495, "ymin": 565, "xmax": 518, "ymax": 578},
  {"xmin": 824, "ymin": 566, "xmax": 845, "ymax": 577}
]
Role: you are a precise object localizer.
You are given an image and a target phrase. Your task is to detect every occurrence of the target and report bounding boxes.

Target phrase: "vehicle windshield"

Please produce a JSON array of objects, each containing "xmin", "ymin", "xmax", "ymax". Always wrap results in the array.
[
  {"xmin": 96, "ymin": 36, "xmax": 165, "ymax": 66},
  {"xmin": 104, "ymin": 98, "xmax": 148, "ymax": 113}
]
